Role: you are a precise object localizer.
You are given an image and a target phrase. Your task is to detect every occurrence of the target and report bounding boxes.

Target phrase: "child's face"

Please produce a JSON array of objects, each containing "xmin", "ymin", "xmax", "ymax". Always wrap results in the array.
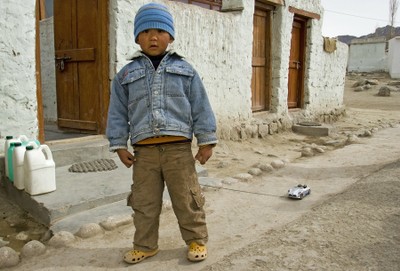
[{"xmin": 137, "ymin": 29, "xmax": 173, "ymax": 56}]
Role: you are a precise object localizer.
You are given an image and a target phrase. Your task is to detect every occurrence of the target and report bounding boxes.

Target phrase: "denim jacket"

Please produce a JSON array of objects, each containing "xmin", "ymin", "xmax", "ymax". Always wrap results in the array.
[{"xmin": 106, "ymin": 50, "xmax": 218, "ymax": 151}]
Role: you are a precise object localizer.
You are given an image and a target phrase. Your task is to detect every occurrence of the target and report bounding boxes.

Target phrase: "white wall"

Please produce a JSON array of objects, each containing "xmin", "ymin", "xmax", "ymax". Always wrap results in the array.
[
  {"xmin": 40, "ymin": 17, "xmax": 57, "ymax": 123},
  {"xmin": 0, "ymin": 0, "xmax": 38, "ymax": 154},
  {"xmin": 0, "ymin": 0, "xmax": 348, "ymax": 153},
  {"xmin": 269, "ymin": 0, "xmax": 347, "ymax": 116},
  {"xmin": 110, "ymin": 0, "xmax": 255, "ymax": 124},
  {"xmin": 110, "ymin": 0, "xmax": 347, "ymax": 138},
  {"xmin": 347, "ymin": 38, "xmax": 388, "ymax": 73},
  {"xmin": 388, "ymin": 37, "xmax": 400, "ymax": 79},
  {"xmin": 305, "ymin": 32, "xmax": 348, "ymax": 114}
]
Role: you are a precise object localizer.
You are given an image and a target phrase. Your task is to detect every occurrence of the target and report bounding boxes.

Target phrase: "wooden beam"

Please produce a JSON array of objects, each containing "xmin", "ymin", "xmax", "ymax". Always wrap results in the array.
[
  {"xmin": 256, "ymin": 1, "xmax": 275, "ymax": 11},
  {"xmin": 35, "ymin": 0, "xmax": 45, "ymax": 143},
  {"xmin": 39, "ymin": 0, "xmax": 46, "ymax": 19},
  {"xmin": 58, "ymin": 118, "xmax": 97, "ymax": 131},
  {"xmin": 259, "ymin": 0, "xmax": 284, "ymax": 6},
  {"xmin": 289, "ymin": 6, "xmax": 321, "ymax": 20},
  {"xmin": 100, "ymin": 0, "xmax": 110, "ymax": 134}
]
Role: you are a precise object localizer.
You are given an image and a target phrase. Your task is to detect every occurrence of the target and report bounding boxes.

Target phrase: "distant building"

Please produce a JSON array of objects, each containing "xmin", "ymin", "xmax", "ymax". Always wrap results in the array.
[
  {"xmin": 347, "ymin": 35, "xmax": 400, "ymax": 78},
  {"xmin": 388, "ymin": 36, "xmax": 400, "ymax": 78},
  {"xmin": 347, "ymin": 37, "xmax": 388, "ymax": 73}
]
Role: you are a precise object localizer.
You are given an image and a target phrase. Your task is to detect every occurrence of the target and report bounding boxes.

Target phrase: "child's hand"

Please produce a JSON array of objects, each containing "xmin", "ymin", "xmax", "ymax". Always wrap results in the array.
[
  {"xmin": 116, "ymin": 149, "xmax": 136, "ymax": 168},
  {"xmin": 195, "ymin": 145, "xmax": 214, "ymax": 165}
]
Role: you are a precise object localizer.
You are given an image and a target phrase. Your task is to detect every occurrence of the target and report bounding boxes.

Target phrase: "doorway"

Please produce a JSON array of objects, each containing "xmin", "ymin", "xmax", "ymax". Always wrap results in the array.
[
  {"xmin": 37, "ymin": 0, "xmax": 109, "ymax": 141},
  {"xmin": 251, "ymin": 1, "xmax": 273, "ymax": 112},
  {"xmin": 288, "ymin": 16, "xmax": 307, "ymax": 109},
  {"xmin": 54, "ymin": 0, "xmax": 110, "ymax": 134}
]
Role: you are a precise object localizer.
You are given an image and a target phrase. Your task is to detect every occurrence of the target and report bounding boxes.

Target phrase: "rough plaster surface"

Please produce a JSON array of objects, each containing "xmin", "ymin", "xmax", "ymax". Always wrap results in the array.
[
  {"xmin": 348, "ymin": 40, "xmax": 389, "ymax": 73},
  {"xmin": 388, "ymin": 37, "xmax": 400, "ymax": 79},
  {"xmin": 0, "ymin": 0, "xmax": 38, "ymax": 152},
  {"xmin": 40, "ymin": 17, "xmax": 57, "ymax": 123},
  {"xmin": 109, "ymin": 0, "xmax": 347, "ymax": 138}
]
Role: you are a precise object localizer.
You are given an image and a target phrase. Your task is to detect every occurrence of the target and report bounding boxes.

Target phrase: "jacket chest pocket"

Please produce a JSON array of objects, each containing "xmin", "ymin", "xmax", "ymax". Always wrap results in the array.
[
  {"xmin": 121, "ymin": 68, "xmax": 148, "ymax": 105},
  {"xmin": 165, "ymin": 66, "xmax": 193, "ymax": 97}
]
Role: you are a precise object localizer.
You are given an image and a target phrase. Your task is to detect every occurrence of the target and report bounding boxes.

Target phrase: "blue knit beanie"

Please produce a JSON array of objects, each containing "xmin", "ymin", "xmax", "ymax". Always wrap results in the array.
[{"xmin": 134, "ymin": 3, "xmax": 175, "ymax": 43}]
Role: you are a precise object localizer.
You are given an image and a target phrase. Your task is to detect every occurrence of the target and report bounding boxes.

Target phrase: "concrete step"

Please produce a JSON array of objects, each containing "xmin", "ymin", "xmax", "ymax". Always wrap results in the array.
[
  {"xmin": 2, "ymin": 154, "xmax": 209, "ymax": 231},
  {"xmin": 2, "ymin": 137, "xmax": 210, "ymax": 232},
  {"xmin": 46, "ymin": 135, "xmax": 111, "ymax": 167},
  {"xmin": 49, "ymin": 176, "xmax": 221, "ymax": 234},
  {"xmin": 292, "ymin": 122, "xmax": 332, "ymax": 136},
  {"xmin": 50, "ymin": 199, "xmax": 133, "ymax": 233}
]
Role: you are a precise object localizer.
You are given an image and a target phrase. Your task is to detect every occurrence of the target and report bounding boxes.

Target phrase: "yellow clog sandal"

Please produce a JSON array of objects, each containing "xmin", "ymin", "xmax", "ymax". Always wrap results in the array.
[
  {"xmin": 123, "ymin": 249, "xmax": 159, "ymax": 264},
  {"xmin": 187, "ymin": 242, "xmax": 207, "ymax": 262}
]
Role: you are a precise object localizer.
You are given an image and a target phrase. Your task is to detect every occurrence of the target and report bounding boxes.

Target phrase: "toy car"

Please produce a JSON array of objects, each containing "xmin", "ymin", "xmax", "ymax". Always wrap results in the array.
[{"xmin": 288, "ymin": 184, "xmax": 311, "ymax": 199}]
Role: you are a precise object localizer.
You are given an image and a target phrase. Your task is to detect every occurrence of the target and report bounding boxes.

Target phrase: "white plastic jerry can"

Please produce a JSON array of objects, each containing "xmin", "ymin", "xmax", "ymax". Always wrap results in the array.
[
  {"xmin": 7, "ymin": 142, "xmax": 18, "ymax": 182},
  {"xmin": 4, "ymin": 135, "xmax": 29, "ymax": 179},
  {"xmin": 24, "ymin": 144, "xmax": 56, "ymax": 195},
  {"xmin": 13, "ymin": 141, "xmax": 39, "ymax": 190}
]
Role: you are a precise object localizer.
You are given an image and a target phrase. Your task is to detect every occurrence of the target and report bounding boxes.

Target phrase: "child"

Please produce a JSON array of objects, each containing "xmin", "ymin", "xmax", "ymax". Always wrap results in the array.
[{"xmin": 106, "ymin": 2, "xmax": 218, "ymax": 264}]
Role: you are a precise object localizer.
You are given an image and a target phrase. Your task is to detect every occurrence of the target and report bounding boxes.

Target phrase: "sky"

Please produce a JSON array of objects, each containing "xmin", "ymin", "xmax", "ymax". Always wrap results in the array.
[{"xmin": 321, "ymin": 0, "xmax": 400, "ymax": 37}]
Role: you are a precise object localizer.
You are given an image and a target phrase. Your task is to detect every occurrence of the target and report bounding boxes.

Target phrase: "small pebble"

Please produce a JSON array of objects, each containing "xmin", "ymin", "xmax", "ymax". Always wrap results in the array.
[
  {"xmin": 221, "ymin": 177, "xmax": 239, "ymax": 185},
  {"xmin": 15, "ymin": 231, "xmax": 29, "ymax": 241},
  {"xmin": 48, "ymin": 231, "xmax": 75, "ymax": 248},
  {"xmin": 271, "ymin": 160, "xmax": 285, "ymax": 169},
  {"xmin": 301, "ymin": 148, "xmax": 314, "ymax": 157},
  {"xmin": 0, "ymin": 247, "xmax": 19, "ymax": 268},
  {"xmin": 76, "ymin": 223, "xmax": 103, "ymax": 238},
  {"xmin": 21, "ymin": 240, "xmax": 46, "ymax": 258},
  {"xmin": 233, "ymin": 173, "xmax": 253, "ymax": 182},
  {"xmin": 258, "ymin": 164, "xmax": 274, "ymax": 172},
  {"xmin": 100, "ymin": 215, "xmax": 133, "ymax": 231},
  {"xmin": 248, "ymin": 168, "xmax": 262, "ymax": 176}
]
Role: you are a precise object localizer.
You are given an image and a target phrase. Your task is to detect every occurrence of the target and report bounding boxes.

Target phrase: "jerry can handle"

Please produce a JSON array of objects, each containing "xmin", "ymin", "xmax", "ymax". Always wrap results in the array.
[{"xmin": 41, "ymin": 144, "xmax": 54, "ymax": 161}]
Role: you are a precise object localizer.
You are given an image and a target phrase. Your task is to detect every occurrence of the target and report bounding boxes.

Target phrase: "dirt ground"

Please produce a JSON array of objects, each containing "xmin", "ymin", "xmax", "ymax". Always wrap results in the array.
[
  {"xmin": 206, "ymin": 72, "xmax": 400, "ymax": 180},
  {"xmin": 1, "ymin": 73, "xmax": 400, "ymax": 270}
]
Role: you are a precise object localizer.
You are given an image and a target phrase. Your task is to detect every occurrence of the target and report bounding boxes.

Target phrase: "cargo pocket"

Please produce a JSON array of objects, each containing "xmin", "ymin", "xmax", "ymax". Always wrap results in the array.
[{"xmin": 190, "ymin": 186, "xmax": 205, "ymax": 209}]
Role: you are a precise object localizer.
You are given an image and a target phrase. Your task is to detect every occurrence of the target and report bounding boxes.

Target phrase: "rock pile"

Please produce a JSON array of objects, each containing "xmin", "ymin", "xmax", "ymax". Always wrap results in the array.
[
  {"xmin": 352, "ymin": 78, "xmax": 400, "ymax": 96},
  {"xmin": 352, "ymin": 79, "xmax": 378, "ymax": 92}
]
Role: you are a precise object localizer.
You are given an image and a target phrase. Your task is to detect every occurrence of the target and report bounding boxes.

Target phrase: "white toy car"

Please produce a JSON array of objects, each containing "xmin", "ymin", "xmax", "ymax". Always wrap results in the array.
[{"xmin": 288, "ymin": 184, "xmax": 311, "ymax": 199}]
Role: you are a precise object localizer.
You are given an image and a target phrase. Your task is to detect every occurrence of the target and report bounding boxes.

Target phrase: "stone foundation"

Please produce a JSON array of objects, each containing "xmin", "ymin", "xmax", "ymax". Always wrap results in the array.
[{"xmin": 217, "ymin": 107, "xmax": 346, "ymax": 141}]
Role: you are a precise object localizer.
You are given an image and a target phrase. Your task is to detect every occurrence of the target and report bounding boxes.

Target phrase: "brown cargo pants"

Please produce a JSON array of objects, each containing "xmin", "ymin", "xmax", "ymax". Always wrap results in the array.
[{"xmin": 127, "ymin": 142, "xmax": 208, "ymax": 252}]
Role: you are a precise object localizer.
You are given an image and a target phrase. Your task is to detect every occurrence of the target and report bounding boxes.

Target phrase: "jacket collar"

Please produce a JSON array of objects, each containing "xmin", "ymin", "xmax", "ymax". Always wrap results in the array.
[{"xmin": 129, "ymin": 49, "xmax": 184, "ymax": 60}]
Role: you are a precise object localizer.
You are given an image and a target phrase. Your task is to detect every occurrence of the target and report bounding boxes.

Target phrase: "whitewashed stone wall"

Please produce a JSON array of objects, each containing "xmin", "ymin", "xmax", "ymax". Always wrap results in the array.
[
  {"xmin": 269, "ymin": 1, "xmax": 347, "ymax": 118},
  {"xmin": 347, "ymin": 38, "xmax": 389, "ymax": 73},
  {"xmin": 388, "ymin": 36, "xmax": 400, "ymax": 79},
  {"xmin": 303, "ymin": 8, "xmax": 348, "ymax": 117},
  {"xmin": 0, "ymin": 0, "xmax": 348, "ymax": 154},
  {"xmin": 110, "ymin": 0, "xmax": 347, "ymax": 140},
  {"xmin": 110, "ymin": 0, "xmax": 254, "ymax": 124},
  {"xmin": 0, "ymin": 0, "xmax": 38, "ymax": 154},
  {"xmin": 40, "ymin": 17, "xmax": 57, "ymax": 123},
  {"xmin": 306, "ymin": 40, "xmax": 348, "ymax": 114}
]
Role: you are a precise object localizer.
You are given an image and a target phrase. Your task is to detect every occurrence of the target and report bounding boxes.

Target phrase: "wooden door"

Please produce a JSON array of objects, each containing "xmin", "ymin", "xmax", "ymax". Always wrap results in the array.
[
  {"xmin": 53, "ymin": 0, "xmax": 109, "ymax": 134},
  {"xmin": 251, "ymin": 4, "xmax": 272, "ymax": 112},
  {"xmin": 288, "ymin": 16, "xmax": 306, "ymax": 109}
]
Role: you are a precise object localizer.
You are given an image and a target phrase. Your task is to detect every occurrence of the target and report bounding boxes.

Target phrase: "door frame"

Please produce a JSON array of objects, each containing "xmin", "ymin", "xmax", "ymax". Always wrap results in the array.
[
  {"xmin": 36, "ymin": 0, "xmax": 45, "ymax": 143},
  {"xmin": 288, "ymin": 15, "xmax": 307, "ymax": 109},
  {"xmin": 98, "ymin": 0, "xmax": 110, "ymax": 134},
  {"xmin": 287, "ymin": 6, "xmax": 321, "ymax": 109},
  {"xmin": 251, "ymin": 1, "xmax": 273, "ymax": 112},
  {"xmin": 36, "ymin": 0, "xmax": 110, "ymax": 141}
]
